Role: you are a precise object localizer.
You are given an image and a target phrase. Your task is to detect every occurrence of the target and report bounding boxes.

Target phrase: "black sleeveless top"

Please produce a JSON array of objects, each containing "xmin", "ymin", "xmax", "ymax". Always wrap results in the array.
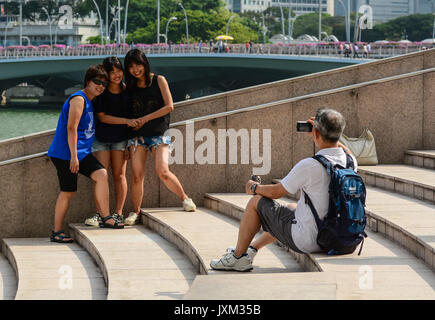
[{"xmin": 128, "ymin": 74, "xmax": 170, "ymax": 138}]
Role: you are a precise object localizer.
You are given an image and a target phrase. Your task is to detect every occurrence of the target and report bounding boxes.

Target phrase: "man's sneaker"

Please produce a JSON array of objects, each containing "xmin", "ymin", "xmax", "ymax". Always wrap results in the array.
[
  {"xmin": 124, "ymin": 212, "xmax": 140, "ymax": 226},
  {"xmin": 226, "ymin": 245, "xmax": 258, "ymax": 263},
  {"xmin": 84, "ymin": 213, "xmax": 101, "ymax": 227},
  {"xmin": 210, "ymin": 252, "xmax": 253, "ymax": 272},
  {"xmin": 183, "ymin": 198, "xmax": 196, "ymax": 212},
  {"xmin": 112, "ymin": 213, "xmax": 124, "ymax": 224}
]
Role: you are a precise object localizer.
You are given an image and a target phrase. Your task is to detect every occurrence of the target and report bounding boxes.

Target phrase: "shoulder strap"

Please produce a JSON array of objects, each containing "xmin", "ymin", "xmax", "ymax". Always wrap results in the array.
[
  {"xmin": 312, "ymin": 155, "xmax": 333, "ymax": 175},
  {"xmin": 345, "ymin": 153, "xmax": 355, "ymax": 170},
  {"xmin": 303, "ymin": 190, "xmax": 322, "ymax": 231}
]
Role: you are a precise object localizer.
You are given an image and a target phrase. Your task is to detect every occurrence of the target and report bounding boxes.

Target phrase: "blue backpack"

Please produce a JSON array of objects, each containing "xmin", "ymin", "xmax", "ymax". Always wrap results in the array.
[{"xmin": 304, "ymin": 153, "xmax": 368, "ymax": 256}]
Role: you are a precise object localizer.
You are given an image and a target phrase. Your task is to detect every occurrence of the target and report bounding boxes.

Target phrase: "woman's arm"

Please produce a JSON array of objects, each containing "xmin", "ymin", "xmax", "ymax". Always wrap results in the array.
[
  {"xmin": 96, "ymin": 112, "xmax": 138, "ymax": 127},
  {"xmin": 67, "ymin": 96, "xmax": 84, "ymax": 174}
]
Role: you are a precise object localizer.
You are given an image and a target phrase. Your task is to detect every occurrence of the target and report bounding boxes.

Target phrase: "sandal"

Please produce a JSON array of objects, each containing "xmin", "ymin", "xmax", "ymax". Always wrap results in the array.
[
  {"xmin": 99, "ymin": 215, "xmax": 124, "ymax": 229},
  {"xmin": 50, "ymin": 230, "xmax": 74, "ymax": 243}
]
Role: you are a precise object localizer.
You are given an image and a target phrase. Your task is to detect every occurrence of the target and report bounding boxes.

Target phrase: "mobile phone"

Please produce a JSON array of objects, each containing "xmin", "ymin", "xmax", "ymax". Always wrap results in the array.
[
  {"xmin": 251, "ymin": 175, "xmax": 261, "ymax": 183},
  {"xmin": 296, "ymin": 121, "xmax": 313, "ymax": 132}
]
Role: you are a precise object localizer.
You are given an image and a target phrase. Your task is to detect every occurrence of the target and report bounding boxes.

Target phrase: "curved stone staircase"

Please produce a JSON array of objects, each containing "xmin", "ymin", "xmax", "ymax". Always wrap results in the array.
[{"xmin": 1, "ymin": 149, "xmax": 433, "ymax": 300}]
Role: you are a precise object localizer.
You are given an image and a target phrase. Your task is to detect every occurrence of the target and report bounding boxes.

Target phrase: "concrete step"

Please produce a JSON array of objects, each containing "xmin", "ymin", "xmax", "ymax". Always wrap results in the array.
[
  {"xmin": 405, "ymin": 150, "xmax": 435, "ymax": 170},
  {"xmin": 272, "ymin": 178, "xmax": 435, "ymax": 271},
  {"xmin": 69, "ymin": 224, "xmax": 197, "ymax": 300},
  {"xmin": 140, "ymin": 207, "xmax": 303, "ymax": 276},
  {"xmin": 184, "ymin": 273, "xmax": 337, "ymax": 300},
  {"xmin": 1, "ymin": 238, "xmax": 106, "ymax": 300},
  {"xmin": 0, "ymin": 252, "xmax": 17, "ymax": 300},
  {"xmin": 204, "ymin": 193, "xmax": 435, "ymax": 299},
  {"xmin": 358, "ymin": 165, "xmax": 435, "ymax": 204}
]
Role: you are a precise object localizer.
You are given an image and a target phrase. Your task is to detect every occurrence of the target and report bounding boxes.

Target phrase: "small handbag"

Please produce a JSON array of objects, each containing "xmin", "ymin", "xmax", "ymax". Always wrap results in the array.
[{"xmin": 339, "ymin": 128, "xmax": 378, "ymax": 165}]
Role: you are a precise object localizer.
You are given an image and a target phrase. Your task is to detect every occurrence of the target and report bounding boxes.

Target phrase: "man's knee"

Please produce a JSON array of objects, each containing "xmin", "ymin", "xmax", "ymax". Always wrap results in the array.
[{"xmin": 247, "ymin": 195, "xmax": 263, "ymax": 212}]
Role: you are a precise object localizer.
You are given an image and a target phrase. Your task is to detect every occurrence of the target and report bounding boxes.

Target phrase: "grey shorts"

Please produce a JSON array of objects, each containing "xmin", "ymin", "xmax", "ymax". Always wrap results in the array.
[{"xmin": 257, "ymin": 197, "xmax": 304, "ymax": 254}]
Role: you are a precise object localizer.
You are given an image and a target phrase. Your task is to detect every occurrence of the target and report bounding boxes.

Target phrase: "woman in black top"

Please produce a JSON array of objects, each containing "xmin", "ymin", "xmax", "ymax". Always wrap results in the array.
[
  {"xmin": 123, "ymin": 49, "xmax": 196, "ymax": 226},
  {"xmin": 84, "ymin": 56, "xmax": 139, "ymax": 226}
]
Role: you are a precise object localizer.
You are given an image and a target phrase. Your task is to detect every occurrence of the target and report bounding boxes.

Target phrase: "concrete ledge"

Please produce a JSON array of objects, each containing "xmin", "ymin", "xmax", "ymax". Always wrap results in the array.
[
  {"xmin": 0, "ymin": 247, "xmax": 18, "ymax": 300},
  {"xmin": 184, "ymin": 273, "xmax": 337, "ymax": 300},
  {"xmin": 405, "ymin": 150, "xmax": 435, "ymax": 170},
  {"xmin": 1, "ymin": 237, "xmax": 106, "ymax": 300},
  {"xmin": 359, "ymin": 165, "xmax": 435, "ymax": 204},
  {"xmin": 69, "ymin": 224, "xmax": 109, "ymax": 289},
  {"xmin": 71, "ymin": 223, "xmax": 197, "ymax": 300},
  {"xmin": 141, "ymin": 207, "xmax": 302, "ymax": 277}
]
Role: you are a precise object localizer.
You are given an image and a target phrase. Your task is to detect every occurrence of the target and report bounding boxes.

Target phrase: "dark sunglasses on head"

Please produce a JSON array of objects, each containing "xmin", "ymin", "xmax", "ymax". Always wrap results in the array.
[{"xmin": 91, "ymin": 78, "xmax": 109, "ymax": 87}]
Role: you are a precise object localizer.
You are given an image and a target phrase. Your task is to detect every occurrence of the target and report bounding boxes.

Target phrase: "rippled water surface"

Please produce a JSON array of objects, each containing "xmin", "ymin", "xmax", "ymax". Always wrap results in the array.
[{"xmin": 0, "ymin": 105, "xmax": 60, "ymax": 141}]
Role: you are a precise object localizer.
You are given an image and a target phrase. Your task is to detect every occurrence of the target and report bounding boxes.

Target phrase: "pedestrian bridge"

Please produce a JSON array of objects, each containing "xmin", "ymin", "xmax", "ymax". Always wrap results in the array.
[{"xmin": 0, "ymin": 53, "xmax": 368, "ymax": 102}]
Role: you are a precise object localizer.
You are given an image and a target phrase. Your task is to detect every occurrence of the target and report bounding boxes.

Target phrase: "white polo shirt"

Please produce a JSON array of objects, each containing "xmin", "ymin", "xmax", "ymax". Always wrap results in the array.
[{"xmin": 280, "ymin": 147, "xmax": 358, "ymax": 253}]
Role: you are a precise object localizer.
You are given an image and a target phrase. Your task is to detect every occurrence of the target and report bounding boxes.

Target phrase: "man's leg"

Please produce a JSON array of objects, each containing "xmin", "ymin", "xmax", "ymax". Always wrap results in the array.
[
  {"xmin": 249, "ymin": 202, "xmax": 297, "ymax": 251},
  {"xmin": 234, "ymin": 195, "xmax": 263, "ymax": 257}
]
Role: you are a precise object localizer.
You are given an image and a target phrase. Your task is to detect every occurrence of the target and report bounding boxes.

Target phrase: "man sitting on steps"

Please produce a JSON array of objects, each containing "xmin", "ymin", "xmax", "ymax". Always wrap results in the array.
[{"xmin": 210, "ymin": 108, "xmax": 356, "ymax": 272}]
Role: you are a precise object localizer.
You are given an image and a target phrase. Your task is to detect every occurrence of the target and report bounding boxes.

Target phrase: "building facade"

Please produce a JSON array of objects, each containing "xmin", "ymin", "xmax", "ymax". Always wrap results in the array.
[
  {"xmin": 0, "ymin": 13, "xmax": 99, "ymax": 47},
  {"xmin": 225, "ymin": 0, "xmax": 334, "ymax": 15},
  {"xmin": 334, "ymin": 0, "xmax": 434, "ymax": 23}
]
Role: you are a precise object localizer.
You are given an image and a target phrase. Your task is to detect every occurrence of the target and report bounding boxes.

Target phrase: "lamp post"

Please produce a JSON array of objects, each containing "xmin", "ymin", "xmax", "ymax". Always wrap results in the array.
[
  {"xmin": 157, "ymin": 0, "xmax": 160, "ymax": 43},
  {"xmin": 353, "ymin": 0, "xmax": 360, "ymax": 44},
  {"xmin": 123, "ymin": 0, "xmax": 130, "ymax": 43},
  {"xmin": 432, "ymin": 12, "xmax": 435, "ymax": 42},
  {"xmin": 165, "ymin": 16, "xmax": 177, "ymax": 44},
  {"xmin": 41, "ymin": 7, "xmax": 52, "ymax": 46},
  {"xmin": 336, "ymin": 0, "xmax": 350, "ymax": 42},
  {"xmin": 91, "ymin": 0, "xmax": 105, "ymax": 45},
  {"xmin": 226, "ymin": 15, "xmax": 235, "ymax": 36},
  {"xmin": 117, "ymin": 0, "xmax": 121, "ymax": 44},
  {"xmin": 3, "ymin": 21, "xmax": 13, "ymax": 47},
  {"xmin": 178, "ymin": 2, "xmax": 189, "ymax": 46},
  {"xmin": 279, "ymin": 3, "xmax": 285, "ymax": 38},
  {"xmin": 318, "ymin": 0, "xmax": 322, "ymax": 42}
]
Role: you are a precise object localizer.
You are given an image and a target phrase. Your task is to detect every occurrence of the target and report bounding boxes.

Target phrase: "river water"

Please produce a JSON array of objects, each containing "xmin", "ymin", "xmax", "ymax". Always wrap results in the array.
[{"xmin": 0, "ymin": 104, "xmax": 60, "ymax": 140}]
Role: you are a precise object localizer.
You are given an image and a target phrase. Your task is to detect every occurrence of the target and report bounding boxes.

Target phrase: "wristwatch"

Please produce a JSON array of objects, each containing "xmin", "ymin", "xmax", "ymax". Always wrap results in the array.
[{"xmin": 250, "ymin": 183, "xmax": 259, "ymax": 195}]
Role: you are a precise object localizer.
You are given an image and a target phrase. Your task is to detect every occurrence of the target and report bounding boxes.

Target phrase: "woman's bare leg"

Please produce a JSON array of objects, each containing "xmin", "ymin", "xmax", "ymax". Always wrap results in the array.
[
  {"xmin": 130, "ymin": 146, "xmax": 148, "ymax": 214},
  {"xmin": 111, "ymin": 150, "xmax": 128, "ymax": 215},
  {"xmin": 152, "ymin": 145, "xmax": 188, "ymax": 202}
]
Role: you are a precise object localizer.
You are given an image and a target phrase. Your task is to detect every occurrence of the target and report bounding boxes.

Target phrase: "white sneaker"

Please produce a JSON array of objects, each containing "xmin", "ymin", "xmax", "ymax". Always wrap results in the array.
[
  {"xmin": 226, "ymin": 246, "xmax": 258, "ymax": 263},
  {"xmin": 210, "ymin": 252, "xmax": 253, "ymax": 272},
  {"xmin": 183, "ymin": 198, "xmax": 196, "ymax": 212},
  {"xmin": 124, "ymin": 212, "xmax": 139, "ymax": 226},
  {"xmin": 84, "ymin": 213, "xmax": 101, "ymax": 227}
]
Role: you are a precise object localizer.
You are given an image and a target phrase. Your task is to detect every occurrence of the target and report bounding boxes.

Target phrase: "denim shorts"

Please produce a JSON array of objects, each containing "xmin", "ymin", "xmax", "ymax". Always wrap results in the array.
[
  {"xmin": 127, "ymin": 136, "xmax": 172, "ymax": 151},
  {"xmin": 92, "ymin": 138, "xmax": 128, "ymax": 153}
]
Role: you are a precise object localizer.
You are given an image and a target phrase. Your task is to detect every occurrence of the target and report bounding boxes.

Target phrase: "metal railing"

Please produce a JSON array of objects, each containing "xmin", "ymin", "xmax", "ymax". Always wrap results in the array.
[{"xmin": 0, "ymin": 43, "xmax": 433, "ymax": 60}]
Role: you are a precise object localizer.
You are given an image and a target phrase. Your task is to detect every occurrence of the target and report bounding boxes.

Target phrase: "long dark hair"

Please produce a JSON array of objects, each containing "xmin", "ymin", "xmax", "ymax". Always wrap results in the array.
[
  {"xmin": 102, "ymin": 56, "xmax": 124, "ymax": 90},
  {"xmin": 124, "ymin": 48, "xmax": 152, "ymax": 91}
]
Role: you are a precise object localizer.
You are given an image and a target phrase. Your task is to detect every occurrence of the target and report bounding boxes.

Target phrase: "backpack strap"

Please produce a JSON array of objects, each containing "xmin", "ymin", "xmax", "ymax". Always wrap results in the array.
[
  {"xmin": 303, "ymin": 190, "xmax": 322, "ymax": 231},
  {"xmin": 345, "ymin": 153, "xmax": 355, "ymax": 170},
  {"xmin": 312, "ymin": 155, "xmax": 333, "ymax": 175}
]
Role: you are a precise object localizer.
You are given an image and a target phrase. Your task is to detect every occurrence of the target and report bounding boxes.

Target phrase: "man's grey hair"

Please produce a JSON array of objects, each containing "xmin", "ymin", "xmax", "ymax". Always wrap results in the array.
[{"xmin": 314, "ymin": 108, "xmax": 346, "ymax": 143}]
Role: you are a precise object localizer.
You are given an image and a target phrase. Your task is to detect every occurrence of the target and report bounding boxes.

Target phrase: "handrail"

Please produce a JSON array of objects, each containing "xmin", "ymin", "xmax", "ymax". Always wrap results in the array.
[
  {"xmin": 170, "ymin": 66, "xmax": 435, "ymax": 127},
  {"xmin": 0, "ymin": 151, "xmax": 47, "ymax": 166},
  {"xmin": 2, "ymin": 66, "xmax": 434, "ymax": 167}
]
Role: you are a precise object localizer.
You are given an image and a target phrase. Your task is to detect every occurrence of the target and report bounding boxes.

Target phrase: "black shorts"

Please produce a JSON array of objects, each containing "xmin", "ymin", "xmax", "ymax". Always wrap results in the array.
[
  {"xmin": 50, "ymin": 154, "xmax": 104, "ymax": 192},
  {"xmin": 257, "ymin": 197, "xmax": 304, "ymax": 254}
]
